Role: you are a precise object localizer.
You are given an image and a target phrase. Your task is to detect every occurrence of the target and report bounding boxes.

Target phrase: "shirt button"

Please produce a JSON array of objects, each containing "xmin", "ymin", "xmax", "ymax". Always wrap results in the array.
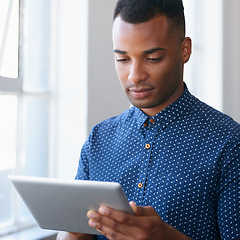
[
  {"xmin": 138, "ymin": 183, "xmax": 143, "ymax": 188},
  {"xmin": 145, "ymin": 143, "xmax": 151, "ymax": 149},
  {"xmin": 143, "ymin": 122, "xmax": 148, "ymax": 127},
  {"xmin": 150, "ymin": 119, "xmax": 155, "ymax": 124}
]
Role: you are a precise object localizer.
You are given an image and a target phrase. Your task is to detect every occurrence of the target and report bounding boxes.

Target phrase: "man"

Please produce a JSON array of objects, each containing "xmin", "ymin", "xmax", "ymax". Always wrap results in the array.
[{"xmin": 57, "ymin": 0, "xmax": 240, "ymax": 239}]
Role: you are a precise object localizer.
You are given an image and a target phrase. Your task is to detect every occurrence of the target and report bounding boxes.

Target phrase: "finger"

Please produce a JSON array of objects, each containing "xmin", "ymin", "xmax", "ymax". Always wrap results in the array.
[
  {"xmin": 89, "ymin": 212, "xmax": 129, "ymax": 238},
  {"xmin": 129, "ymin": 202, "xmax": 159, "ymax": 217},
  {"xmin": 87, "ymin": 210, "xmax": 103, "ymax": 230},
  {"xmin": 87, "ymin": 210, "xmax": 100, "ymax": 221},
  {"xmin": 98, "ymin": 206, "xmax": 135, "ymax": 225},
  {"xmin": 94, "ymin": 206, "xmax": 162, "ymax": 239},
  {"xmin": 96, "ymin": 205, "xmax": 153, "ymax": 238},
  {"xmin": 97, "ymin": 214, "xmax": 154, "ymax": 240},
  {"xmin": 129, "ymin": 201, "xmax": 141, "ymax": 216},
  {"xmin": 87, "ymin": 207, "xmax": 154, "ymax": 240},
  {"xmin": 90, "ymin": 211, "xmax": 139, "ymax": 240},
  {"xmin": 88, "ymin": 209, "xmax": 125, "ymax": 233}
]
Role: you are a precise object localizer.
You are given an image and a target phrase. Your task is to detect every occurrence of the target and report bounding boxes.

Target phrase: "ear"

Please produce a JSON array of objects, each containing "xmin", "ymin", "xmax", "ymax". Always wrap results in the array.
[{"xmin": 181, "ymin": 37, "xmax": 192, "ymax": 64}]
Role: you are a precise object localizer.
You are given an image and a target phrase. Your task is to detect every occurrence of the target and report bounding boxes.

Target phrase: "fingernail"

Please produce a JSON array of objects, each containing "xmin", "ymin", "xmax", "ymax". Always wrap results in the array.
[
  {"xmin": 89, "ymin": 219, "xmax": 97, "ymax": 227},
  {"xmin": 99, "ymin": 207, "xmax": 108, "ymax": 215},
  {"xmin": 87, "ymin": 211, "xmax": 96, "ymax": 219},
  {"xmin": 129, "ymin": 201, "xmax": 135, "ymax": 206}
]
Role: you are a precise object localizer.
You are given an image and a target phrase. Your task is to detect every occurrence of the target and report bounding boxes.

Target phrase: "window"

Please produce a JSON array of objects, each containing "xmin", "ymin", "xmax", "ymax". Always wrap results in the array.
[
  {"xmin": 0, "ymin": 0, "xmax": 88, "ymax": 236},
  {"xmin": 0, "ymin": 0, "xmax": 19, "ymax": 79},
  {"xmin": 0, "ymin": 0, "xmax": 51, "ymax": 235}
]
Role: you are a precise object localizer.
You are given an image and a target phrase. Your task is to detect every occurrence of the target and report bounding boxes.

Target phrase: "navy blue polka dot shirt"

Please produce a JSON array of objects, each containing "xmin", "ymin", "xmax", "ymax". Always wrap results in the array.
[{"xmin": 76, "ymin": 85, "xmax": 240, "ymax": 240}]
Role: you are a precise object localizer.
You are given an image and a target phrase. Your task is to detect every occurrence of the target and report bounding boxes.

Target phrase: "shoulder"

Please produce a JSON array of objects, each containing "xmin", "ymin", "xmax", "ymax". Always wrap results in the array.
[
  {"xmin": 90, "ymin": 107, "xmax": 136, "ymax": 135},
  {"xmin": 188, "ymin": 94, "xmax": 240, "ymax": 141}
]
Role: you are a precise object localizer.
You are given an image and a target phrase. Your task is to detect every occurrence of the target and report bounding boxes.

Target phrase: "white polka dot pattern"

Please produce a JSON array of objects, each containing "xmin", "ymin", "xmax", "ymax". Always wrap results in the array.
[{"xmin": 76, "ymin": 86, "xmax": 240, "ymax": 240}]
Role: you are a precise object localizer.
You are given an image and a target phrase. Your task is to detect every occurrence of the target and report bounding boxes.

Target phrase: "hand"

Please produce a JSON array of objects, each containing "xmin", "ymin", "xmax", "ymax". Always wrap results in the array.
[
  {"xmin": 87, "ymin": 201, "xmax": 192, "ymax": 240},
  {"xmin": 56, "ymin": 231, "xmax": 94, "ymax": 240}
]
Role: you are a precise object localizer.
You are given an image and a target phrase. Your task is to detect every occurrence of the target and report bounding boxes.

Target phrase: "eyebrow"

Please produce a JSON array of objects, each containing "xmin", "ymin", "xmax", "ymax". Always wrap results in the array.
[
  {"xmin": 114, "ymin": 49, "xmax": 127, "ymax": 54},
  {"xmin": 114, "ymin": 47, "xmax": 165, "ymax": 55},
  {"xmin": 143, "ymin": 47, "xmax": 165, "ymax": 54}
]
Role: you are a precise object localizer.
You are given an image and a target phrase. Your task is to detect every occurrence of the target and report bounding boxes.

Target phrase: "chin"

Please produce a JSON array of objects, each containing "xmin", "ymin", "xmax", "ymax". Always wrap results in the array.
[{"xmin": 130, "ymin": 101, "xmax": 156, "ymax": 109}]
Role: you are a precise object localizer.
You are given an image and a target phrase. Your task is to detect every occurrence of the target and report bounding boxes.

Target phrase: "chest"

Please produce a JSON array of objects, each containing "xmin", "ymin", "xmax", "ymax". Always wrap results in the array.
[{"xmin": 88, "ymin": 124, "xmax": 222, "ymax": 199}]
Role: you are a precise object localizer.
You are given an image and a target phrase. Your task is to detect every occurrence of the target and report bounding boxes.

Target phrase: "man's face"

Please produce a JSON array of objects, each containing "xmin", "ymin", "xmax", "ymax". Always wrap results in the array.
[{"xmin": 112, "ymin": 15, "xmax": 191, "ymax": 116}]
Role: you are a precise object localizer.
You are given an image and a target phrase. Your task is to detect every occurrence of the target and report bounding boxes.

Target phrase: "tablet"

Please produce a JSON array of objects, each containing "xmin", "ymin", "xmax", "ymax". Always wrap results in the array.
[{"xmin": 9, "ymin": 175, "xmax": 134, "ymax": 235}]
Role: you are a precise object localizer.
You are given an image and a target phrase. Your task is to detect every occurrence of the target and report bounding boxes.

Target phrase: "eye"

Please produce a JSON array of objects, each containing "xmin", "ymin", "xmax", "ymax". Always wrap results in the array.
[
  {"xmin": 116, "ymin": 58, "xmax": 129, "ymax": 63},
  {"xmin": 146, "ymin": 57, "xmax": 163, "ymax": 62}
]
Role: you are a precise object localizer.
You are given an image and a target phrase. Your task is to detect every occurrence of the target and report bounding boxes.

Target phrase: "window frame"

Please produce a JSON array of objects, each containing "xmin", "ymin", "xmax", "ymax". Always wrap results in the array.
[
  {"xmin": 0, "ymin": 0, "xmax": 23, "ymax": 93},
  {"xmin": 0, "ymin": 0, "xmax": 53, "ymax": 236}
]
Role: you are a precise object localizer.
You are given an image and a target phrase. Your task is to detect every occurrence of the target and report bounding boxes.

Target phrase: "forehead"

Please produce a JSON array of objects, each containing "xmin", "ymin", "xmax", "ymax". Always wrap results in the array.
[{"xmin": 112, "ymin": 15, "xmax": 175, "ymax": 52}]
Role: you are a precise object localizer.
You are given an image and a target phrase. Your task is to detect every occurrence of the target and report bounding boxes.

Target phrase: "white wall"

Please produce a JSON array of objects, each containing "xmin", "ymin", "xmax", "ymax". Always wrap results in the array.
[
  {"xmin": 222, "ymin": 0, "xmax": 240, "ymax": 123},
  {"xmin": 51, "ymin": 0, "xmax": 88, "ymax": 179},
  {"xmin": 54, "ymin": 0, "xmax": 129, "ymax": 179},
  {"xmin": 183, "ymin": 0, "xmax": 240, "ymax": 123},
  {"xmin": 87, "ymin": 0, "xmax": 129, "ymax": 133},
  {"xmin": 183, "ymin": 0, "xmax": 223, "ymax": 112}
]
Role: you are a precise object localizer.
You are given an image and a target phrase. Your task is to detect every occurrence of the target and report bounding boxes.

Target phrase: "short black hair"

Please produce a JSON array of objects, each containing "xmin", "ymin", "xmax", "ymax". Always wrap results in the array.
[{"xmin": 113, "ymin": 0, "xmax": 185, "ymax": 37}]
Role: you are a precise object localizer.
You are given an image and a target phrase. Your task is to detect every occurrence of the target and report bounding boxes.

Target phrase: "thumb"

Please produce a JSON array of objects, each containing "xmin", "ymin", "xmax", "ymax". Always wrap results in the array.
[{"xmin": 129, "ymin": 201, "xmax": 158, "ymax": 216}]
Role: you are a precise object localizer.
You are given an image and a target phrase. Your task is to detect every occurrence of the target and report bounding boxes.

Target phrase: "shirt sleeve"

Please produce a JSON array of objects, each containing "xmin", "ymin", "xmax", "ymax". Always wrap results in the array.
[{"xmin": 217, "ymin": 133, "xmax": 240, "ymax": 239}]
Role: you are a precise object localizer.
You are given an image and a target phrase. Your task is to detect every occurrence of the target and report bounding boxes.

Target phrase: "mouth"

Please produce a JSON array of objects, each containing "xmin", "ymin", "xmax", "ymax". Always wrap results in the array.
[{"xmin": 128, "ymin": 87, "xmax": 153, "ymax": 99}]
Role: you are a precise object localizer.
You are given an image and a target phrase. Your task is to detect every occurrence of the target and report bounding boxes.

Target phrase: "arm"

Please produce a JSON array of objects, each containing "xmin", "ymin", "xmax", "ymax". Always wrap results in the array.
[
  {"xmin": 87, "ymin": 201, "xmax": 192, "ymax": 240},
  {"xmin": 217, "ymin": 139, "xmax": 240, "ymax": 238},
  {"xmin": 56, "ymin": 231, "xmax": 94, "ymax": 240}
]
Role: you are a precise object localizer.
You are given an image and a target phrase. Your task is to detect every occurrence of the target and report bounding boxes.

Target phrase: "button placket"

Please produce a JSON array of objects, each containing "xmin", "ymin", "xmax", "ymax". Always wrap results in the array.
[{"xmin": 137, "ymin": 118, "xmax": 159, "ymax": 205}]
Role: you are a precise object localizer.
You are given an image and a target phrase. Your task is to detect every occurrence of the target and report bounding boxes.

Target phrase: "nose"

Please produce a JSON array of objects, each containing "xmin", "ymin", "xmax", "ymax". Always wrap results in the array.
[{"xmin": 128, "ymin": 61, "xmax": 148, "ymax": 84}]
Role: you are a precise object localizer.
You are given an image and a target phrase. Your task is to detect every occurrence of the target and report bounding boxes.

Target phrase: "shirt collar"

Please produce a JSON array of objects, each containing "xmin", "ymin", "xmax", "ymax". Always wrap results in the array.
[
  {"xmin": 134, "ymin": 107, "xmax": 149, "ymax": 128},
  {"xmin": 133, "ymin": 84, "xmax": 193, "ymax": 129}
]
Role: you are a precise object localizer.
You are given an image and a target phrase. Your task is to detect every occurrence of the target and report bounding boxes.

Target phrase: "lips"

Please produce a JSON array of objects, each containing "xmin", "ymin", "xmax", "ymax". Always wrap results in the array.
[{"xmin": 128, "ymin": 87, "xmax": 153, "ymax": 99}]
